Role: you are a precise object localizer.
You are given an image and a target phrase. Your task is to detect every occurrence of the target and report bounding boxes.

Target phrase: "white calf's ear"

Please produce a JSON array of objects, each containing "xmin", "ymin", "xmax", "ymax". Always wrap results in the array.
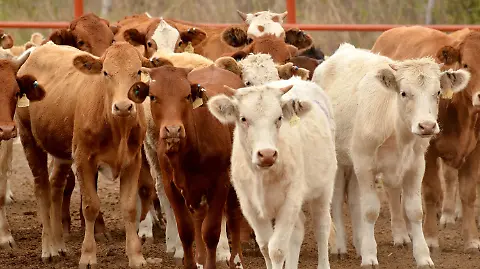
[
  {"xmin": 207, "ymin": 95, "xmax": 238, "ymax": 124},
  {"xmin": 281, "ymin": 99, "xmax": 311, "ymax": 120},
  {"xmin": 376, "ymin": 67, "xmax": 399, "ymax": 92},
  {"xmin": 440, "ymin": 69, "xmax": 471, "ymax": 93}
]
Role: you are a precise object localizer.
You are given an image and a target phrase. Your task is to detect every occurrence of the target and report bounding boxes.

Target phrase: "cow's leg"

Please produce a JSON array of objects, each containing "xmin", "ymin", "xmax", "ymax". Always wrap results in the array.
[
  {"xmin": 49, "ymin": 158, "xmax": 70, "ymax": 256},
  {"xmin": 19, "ymin": 127, "xmax": 57, "ymax": 261},
  {"xmin": 163, "ymin": 179, "xmax": 196, "ymax": 269},
  {"xmin": 458, "ymin": 147, "xmax": 480, "ymax": 252},
  {"xmin": 385, "ymin": 186, "xmax": 411, "ymax": 247},
  {"xmin": 203, "ymin": 182, "xmax": 229, "ymax": 269},
  {"xmin": 226, "ymin": 187, "xmax": 244, "ymax": 269},
  {"xmin": 217, "ymin": 215, "xmax": 231, "ymax": 263},
  {"xmin": 330, "ymin": 166, "xmax": 347, "ymax": 259},
  {"xmin": 0, "ymin": 139, "xmax": 15, "ymax": 250},
  {"xmin": 285, "ymin": 211, "xmax": 305, "ymax": 269},
  {"xmin": 144, "ymin": 142, "xmax": 183, "ymax": 258},
  {"xmin": 119, "ymin": 154, "xmax": 147, "ymax": 267},
  {"xmin": 440, "ymin": 161, "xmax": 458, "ymax": 228},
  {"xmin": 347, "ymin": 171, "xmax": 362, "ymax": 257},
  {"xmin": 194, "ymin": 209, "xmax": 207, "ymax": 267},
  {"xmin": 241, "ymin": 203, "xmax": 273, "ymax": 269},
  {"xmin": 75, "ymin": 156, "xmax": 100, "ymax": 268},
  {"xmin": 403, "ymin": 160, "xmax": 434, "ymax": 268},
  {"xmin": 422, "ymin": 149, "xmax": 442, "ymax": 251},
  {"xmin": 137, "ymin": 155, "xmax": 155, "ymax": 244},
  {"xmin": 62, "ymin": 169, "xmax": 75, "ymax": 238}
]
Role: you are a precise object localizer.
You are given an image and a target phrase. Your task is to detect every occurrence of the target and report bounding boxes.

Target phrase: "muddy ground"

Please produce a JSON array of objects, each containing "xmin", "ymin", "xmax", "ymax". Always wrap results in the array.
[{"xmin": 1, "ymin": 141, "xmax": 479, "ymax": 269}]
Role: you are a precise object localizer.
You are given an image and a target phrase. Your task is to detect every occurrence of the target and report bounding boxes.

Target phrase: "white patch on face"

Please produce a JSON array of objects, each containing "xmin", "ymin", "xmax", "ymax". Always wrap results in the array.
[
  {"xmin": 240, "ymin": 54, "xmax": 280, "ymax": 86},
  {"xmin": 151, "ymin": 19, "xmax": 180, "ymax": 53},
  {"xmin": 234, "ymin": 254, "xmax": 243, "ymax": 269},
  {"xmin": 472, "ymin": 90, "xmax": 480, "ymax": 106},
  {"xmin": 245, "ymin": 11, "xmax": 285, "ymax": 38}
]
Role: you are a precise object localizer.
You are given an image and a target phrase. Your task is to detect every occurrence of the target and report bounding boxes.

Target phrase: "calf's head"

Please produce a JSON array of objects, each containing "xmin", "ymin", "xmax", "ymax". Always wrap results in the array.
[
  {"xmin": 229, "ymin": 34, "xmax": 299, "ymax": 64},
  {"xmin": 143, "ymin": 66, "xmax": 208, "ymax": 153},
  {"xmin": 73, "ymin": 42, "xmax": 163, "ymax": 117},
  {"xmin": 374, "ymin": 57, "xmax": 470, "ymax": 137},
  {"xmin": 237, "ymin": 10, "xmax": 287, "ymax": 38},
  {"xmin": 437, "ymin": 31, "xmax": 480, "ymax": 106},
  {"xmin": 48, "ymin": 13, "xmax": 116, "ymax": 56},
  {"xmin": 0, "ymin": 29, "xmax": 13, "ymax": 49},
  {"xmin": 0, "ymin": 48, "xmax": 46, "ymax": 140},
  {"xmin": 208, "ymin": 84, "xmax": 311, "ymax": 168}
]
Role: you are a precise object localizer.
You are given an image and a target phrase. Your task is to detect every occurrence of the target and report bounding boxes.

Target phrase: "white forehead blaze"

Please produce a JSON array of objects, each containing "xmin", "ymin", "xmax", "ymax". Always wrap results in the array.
[
  {"xmin": 151, "ymin": 19, "xmax": 180, "ymax": 53},
  {"xmin": 240, "ymin": 54, "xmax": 280, "ymax": 85}
]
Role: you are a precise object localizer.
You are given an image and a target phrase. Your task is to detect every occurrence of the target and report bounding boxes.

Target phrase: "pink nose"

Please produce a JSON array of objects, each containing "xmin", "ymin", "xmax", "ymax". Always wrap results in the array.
[
  {"xmin": 0, "ymin": 125, "xmax": 16, "ymax": 140},
  {"xmin": 257, "ymin": 149, "xmax": 278, "ymax": 167},
  {"xmin": 113, "ymin": 101, "xmax": 134, "ymax": 117},
  {"xmin": 418, "ymin": 121, "xmax": 436, "ymax": 135}
]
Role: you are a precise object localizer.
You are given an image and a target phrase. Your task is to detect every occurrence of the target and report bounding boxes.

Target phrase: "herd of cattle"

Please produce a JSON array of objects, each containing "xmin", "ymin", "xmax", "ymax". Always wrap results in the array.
[{"xmin": 0, "ymin": 9, "xmax": 479, "ymax": 269}]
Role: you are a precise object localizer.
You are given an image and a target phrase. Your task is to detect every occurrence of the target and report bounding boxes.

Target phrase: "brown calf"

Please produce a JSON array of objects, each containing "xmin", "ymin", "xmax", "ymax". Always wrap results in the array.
[
  {"xmin": 372, "ymin": 26, "xmax": 480, "ymax": 252},
  {"xmin": 16, "ymin": 42, "xmax": 160, "ymax": 267},
  {"xmin": 0, "ymin": 29, "xmax": 13, "ymax": 50},
  {"xmin": 44, "ymin": 13, "xmax": 117, "ymax": 57},
  {"xmin": 0, "ymin": 50, "xmax": 45, "ymax": 250},
  {"xmin": 142, "ymin": 65, "xmax": 244, "ymax": 269}
]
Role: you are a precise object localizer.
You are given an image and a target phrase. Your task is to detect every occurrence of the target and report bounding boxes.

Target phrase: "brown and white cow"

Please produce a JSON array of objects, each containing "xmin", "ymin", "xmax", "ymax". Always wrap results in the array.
[
  {"xmin": 142, "ymin": 64, "xmax": 244, "ymax": 269},
  {"xmin": 0, "ymin": 49, "xmax": 45, "ymax": 250},
  {"xmin": 372, "ymin": 26, "xmax": 480, "ymax": 252},
  {"xmin": 16, "ymin": 41, "xmax": 161, "ymax": 267},
  {"xmin": 0, "ymin": 29, "xmax": 14, "ymax": 50},
  {"xmin": 44, "ymin": 13, "xmax": 117, "ymax": 57}
]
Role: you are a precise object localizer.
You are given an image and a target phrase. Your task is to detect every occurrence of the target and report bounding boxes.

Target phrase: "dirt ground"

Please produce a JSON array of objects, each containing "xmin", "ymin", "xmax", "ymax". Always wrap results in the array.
[{"xmin": 1, "ymin": 141, "xmax": 480, "ymax": 269}]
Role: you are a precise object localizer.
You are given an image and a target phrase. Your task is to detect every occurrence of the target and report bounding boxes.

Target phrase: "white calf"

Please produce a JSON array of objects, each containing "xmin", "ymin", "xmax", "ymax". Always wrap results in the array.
[
  {"xmin": 0, "ymin": 139, "xmax": 14, "ymax": 249},
  {"xmin": 208, "ymin": 77, "xmax": 337, "ymax": 269},
  {"xmin": 312, "ymin": 43, "xmax": 470, "ymax": 268}
]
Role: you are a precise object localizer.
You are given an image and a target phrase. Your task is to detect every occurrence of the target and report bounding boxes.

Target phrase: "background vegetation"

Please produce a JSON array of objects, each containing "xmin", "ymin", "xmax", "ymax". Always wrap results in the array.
[{"xmin": 0, "ymin": 0, "xmax": 479, "ymax": 54}]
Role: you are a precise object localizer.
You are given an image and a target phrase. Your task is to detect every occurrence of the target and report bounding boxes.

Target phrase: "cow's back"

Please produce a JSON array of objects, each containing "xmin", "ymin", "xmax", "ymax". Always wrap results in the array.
[
  {"xmin": 372, "ymin": 26, "xmax": 454, "ymax": 61},
  {"xmin": 17, "ymin": 44, "xmax": 90, "ymax": 159}
]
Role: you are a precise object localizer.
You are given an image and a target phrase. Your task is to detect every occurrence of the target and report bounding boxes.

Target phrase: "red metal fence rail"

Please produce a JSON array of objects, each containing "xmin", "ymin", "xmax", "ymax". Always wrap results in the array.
[{"xmin": 0, "ymin": 0, "xmax": 479, "ymax": 32}]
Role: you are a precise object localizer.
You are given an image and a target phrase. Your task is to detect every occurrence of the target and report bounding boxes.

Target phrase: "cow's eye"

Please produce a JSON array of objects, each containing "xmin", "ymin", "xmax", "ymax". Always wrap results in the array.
[
  {"xmin": 240, "ymin": 117, "xmax": 247, "ymax": 122},
  {"xmin": 103, "ymin": 71, "xmax": 108, "ymax": 76},
  {"xmin": 150, "ymin": 95, "xmax": 156, "ymax": 101},
  {"xmin": 147, "ymin": 41, "xmax": 152, "ymax": 48},
  {"xmin": 277, "ymin": 116, "xmax": 282, "ymax": 121},
  {"xmin": 400, "ymin": 91, "xmax": 406, "ymax": 97},
  {"xmin": 245, "ymin": 81, "xmax": 251, "ymax": 86},
  {"xmin": 137, "ymin": 70, "xmax": 141, "ymax": 75},
  {"xmin": 78, "ymin": 40, "xmax": 85, "ymax": 46},
  {"xmin": 437, "ymin": 90, "xmax": 441, "ymax": 96}
]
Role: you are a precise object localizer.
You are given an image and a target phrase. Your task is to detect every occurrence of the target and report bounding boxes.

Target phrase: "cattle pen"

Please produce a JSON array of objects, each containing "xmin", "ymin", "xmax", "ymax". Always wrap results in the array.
[{"xmin": 0, "ymin": 0, "xmax": 480, "ymax": 32}]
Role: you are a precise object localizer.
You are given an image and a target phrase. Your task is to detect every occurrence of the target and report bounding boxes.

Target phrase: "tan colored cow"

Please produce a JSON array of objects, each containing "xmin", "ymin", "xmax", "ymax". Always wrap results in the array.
[
  {"xmin": 16, "ymin": 41, "xmax": 161, "ymax": 267},
  {"xmin": 372, "ymin": 26, "xmax": 480, "ymax": 252}
]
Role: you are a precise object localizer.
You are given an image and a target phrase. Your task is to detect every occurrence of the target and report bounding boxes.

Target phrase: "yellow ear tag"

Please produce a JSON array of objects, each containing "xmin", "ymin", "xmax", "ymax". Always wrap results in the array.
[
  {"xmin": 192, "ymin": 97, "xmax": 203, "ymax": 109},
  {"xmin": 289, "ymin": 114, "xmax": 300, "ymax": 126},
  {"xmin": 441, "ymin": 88, "xmax": 454, "ymax": 99},
  {"xmin": 17, "ymin": 94, "xmax": 30, "ymax": 108}
]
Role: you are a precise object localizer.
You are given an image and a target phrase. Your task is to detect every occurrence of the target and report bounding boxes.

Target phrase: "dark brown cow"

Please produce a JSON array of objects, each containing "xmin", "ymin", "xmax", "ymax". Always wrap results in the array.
[
  {"xmin": 372, "ymin": 26, "xmax": 480, "ymax": 252},
  {"xmin": 0, "ymin": 50, "xmax": 45, "ymax": 250},
  {"xmin": 44, "ymin": 13, "xmax": 117, "ymax": 57},
  {"xmin": 16, "ymin": 41, "xmax": 163, "ymax": 266},
  {"xmin": 0, "ymin": 29, "xmax": 14, "ymax": 50},
  {"xmin": 287, "ymin": 56, "xmax": 322, "ymax": 80},
  {"xmin": 142, "ymin": 65, "xmax": 244, "ymax": 269}
]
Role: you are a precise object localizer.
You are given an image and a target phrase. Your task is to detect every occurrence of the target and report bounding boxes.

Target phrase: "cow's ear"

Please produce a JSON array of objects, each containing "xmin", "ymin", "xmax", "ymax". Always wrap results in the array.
[
  {"xmin": 17, "ymin": 75, "xmax": 46, "ymax": 102},
  {"xmin": 73, "ymin": 54, "xmax": 103, "ymax": 74},
  {"xmin": 148, "ymin": 57, "xmax": 173, "ymax": 68},
  {"xmin": 281, "ymin": 98, "xmax": 311, "ymax": 121},
  {"xmin": 0, "ymin": 33, "xmax": 13, "ymax": 49},
  {"xmin": 179, "ymin": 27, "xmax": 207, "ymax": 47},
  {"xmin": 215, "ymin": 57, "xmax": 242, "ymax": 76},
  {"xmin": 222, "ymin": 27, "xmax": 248, "ymax": 47},
  {"xmin": 128, "ymin": 82, "xmax": 150, "ymax": 103},
  {"xmin": 110, "ymin": 25, "xmax": 119, "ymax": 35},
  {"xmin": 277, "ymin": 63, "xmax": 309, "ymax": 80},
  {"xmin": 48, "ymin": 29, "xmax": 75, "ymax": 46},
  {"xmin": 440, "ymin": 69, "xmax": 471, "ymax": 94},
  {"xmin": 436, "ymin": 46, "xmax": 461, "ymax": 65},
  {"xmin": 285, "ymin": 28, "xmax": 313, "ymax": 50},
  {"xmin": 207, "ymin": 93, "xmax": 238, "ymax": 124},
  {"xmin": 376, "ymin": 66, "xmax": 399, "ymax": 92},
  {"xmin": 124, "ymin": 29, "xmax": 146, "ymax": 47},
  {"xmin": 272, "ymin": 11, "xmax": 288, "ymax": 23}
]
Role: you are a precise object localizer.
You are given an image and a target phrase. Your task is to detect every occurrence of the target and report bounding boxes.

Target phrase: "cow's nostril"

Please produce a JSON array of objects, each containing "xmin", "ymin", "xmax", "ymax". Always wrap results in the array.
[
  {"xmin": 127, "ymin": 104, "xmax": 133, "ymax": 111},
  {"xmin": 114, "ymin": 104, "xmax": 120, "ymax": 111}
]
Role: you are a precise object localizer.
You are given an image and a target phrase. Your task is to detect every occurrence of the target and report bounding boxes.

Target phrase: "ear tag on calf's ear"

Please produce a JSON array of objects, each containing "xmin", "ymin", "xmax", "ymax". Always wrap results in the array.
[
  {"xmin": 289, "ymin": 113, "xmax": 300, "ymax": 126},
  {"xmin": 441, "ymin": 88, "xmax": 454, "ymax": 99},
  {"xmin": 17, "ymin": 93, "xmax": 30, "ymax": 107},
  {"xmin": 192, "ymin": 85, "xmax": 205, "ymax": 109}
]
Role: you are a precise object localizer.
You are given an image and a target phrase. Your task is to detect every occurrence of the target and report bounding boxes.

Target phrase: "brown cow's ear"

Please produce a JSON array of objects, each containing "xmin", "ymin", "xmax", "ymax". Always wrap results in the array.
[
  {"xmin": 180, "ymin": 27, "xmax": 207, "ymax": 47},
  {"xmin": 272, "ymin": 11, "xmax": 288, "ymax": 23},
  {"xmin": 215, "ymin": 57, "xmax": 242, "ymax": 76},
  {"xmin": 0, "ymin": 33, "xmax": 13, "ymax": 49},
  {"xmin": 277, "ymin": 62, "xmax": 309, "ymax": 80},
  {"xmin": 17, "ymin": 75, "xmax": 46, "ymax": 102},
  {"xmin": 146, "ymin": 57, "xmax": 173, "ymax": 68},
  {"xmin": 110, "ymin": 25, "xmax": 119, "ymax": 35},
  {"xmin": 285, "ymin": 28, "xmax": 313, "ymax": 50},
  {"xmin": 436, "ymin": 46, "xmax": 460, "ymax": 65},
  {"xmin": 222, "ymin": 27, "xmax": 248, "ymax": 47},
  {"xmin": 124, "ymin": 29, "xmax": 146, "ymax": 47},
  {"xmin": 128, "ymin": 82, "xmax": 149, "ymax": 103},
  {"xmin": 190, "ymin": 84, "xmax": 208, "ymax": 109},
  {"xmin": 73, "ymin": 54, "xmax": 103, "ymax": 74},
  {"xmin": 48, "ymin": 29, "xmax": 75, "ymax": 46}
]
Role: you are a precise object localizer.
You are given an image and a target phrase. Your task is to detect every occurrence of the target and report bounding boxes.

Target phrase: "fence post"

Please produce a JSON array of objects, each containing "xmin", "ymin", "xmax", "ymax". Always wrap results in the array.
[
  {"xmin": 74, "ymin": 0, "xmax": 84, "ymax": 19},
  {"xmin": 286, "ymin": 0, "xmax": 296, "ymax": 23}
]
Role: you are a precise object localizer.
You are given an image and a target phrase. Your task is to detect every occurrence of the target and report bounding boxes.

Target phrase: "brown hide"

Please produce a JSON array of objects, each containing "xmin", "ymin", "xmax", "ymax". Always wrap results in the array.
[
  {"xmin": 0, "ymin": 29, "xmax": 13, "ymax": 49},
  {"xmin": 45, "ymin": 13, "xmax": 115, "ymax": 57}
]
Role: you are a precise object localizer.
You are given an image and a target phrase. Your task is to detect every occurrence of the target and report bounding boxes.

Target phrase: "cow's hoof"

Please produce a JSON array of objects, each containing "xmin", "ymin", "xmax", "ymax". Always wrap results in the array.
[
  {"xmin": 0, "ymin": 236, "xmax": 16, "ymax": 249},
  {"xmin": 330, "ymin": 252, "xmax": 347, "ymax": 260},
  {"xmin": 78, "ymin": 263, "xmax": 97, "ymax": 269},
  {"xmin": 42, "ymin": 251, "xmax": 60, "ymax": 263},
  {"xmin": 146, "ymin": 257, "xmax": 162, "ymax": 265},
  {"xmin": 129, "ymin": 255, "xmax": 147, "ymax": 268},
  {"xmin": 360, "ymin": 264, "xmax": 379, "ymax": 269},
  {"xmin": 361, "ymin": 257, "xmax": 379, "ymax": 268},
  {"xmin": 174, "ymin": 257, "xmax": 183, "ymax": 266},
  {"xmin": 393, "ymin": 233, "xmax": 411, "ymax": 247},
  {"xmin": 465, "ymin": 240, "xmax": 480, "ymax": 253},
  {"xmin": 440, "ymin": 214, "xmax": 456, "ymax": 229}
]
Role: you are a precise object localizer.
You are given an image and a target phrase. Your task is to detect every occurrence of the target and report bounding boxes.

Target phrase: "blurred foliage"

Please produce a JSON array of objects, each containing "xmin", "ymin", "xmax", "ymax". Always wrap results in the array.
[{"xmin": 0, "ymin": 0, "xmax": 479, "ymax": 54}]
